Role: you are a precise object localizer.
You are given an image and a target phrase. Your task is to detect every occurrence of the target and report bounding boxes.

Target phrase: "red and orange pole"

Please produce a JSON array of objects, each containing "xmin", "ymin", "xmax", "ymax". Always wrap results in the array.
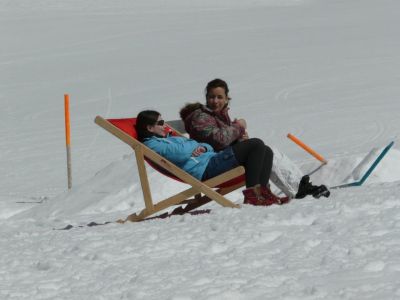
[
  {"xmin": 287, "ymin": 133, "xmax": 327, "ymax": 164},
  {"xmin": 64, "ymin": 94, "xmax": 72, "ymax": 189}
]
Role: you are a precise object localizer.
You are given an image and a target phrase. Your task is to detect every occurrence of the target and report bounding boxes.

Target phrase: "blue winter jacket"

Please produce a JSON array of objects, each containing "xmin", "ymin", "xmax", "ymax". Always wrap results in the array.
[{"xmin": 143, "ymin": 135, "xmax": 216, "ymax": 180}]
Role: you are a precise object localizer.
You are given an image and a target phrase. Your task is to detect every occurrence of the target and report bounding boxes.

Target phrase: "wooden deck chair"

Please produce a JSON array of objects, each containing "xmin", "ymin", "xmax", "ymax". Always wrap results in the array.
[{"xmin": 94, "ymin": 116, "xmax": 245, "ymax": 222}]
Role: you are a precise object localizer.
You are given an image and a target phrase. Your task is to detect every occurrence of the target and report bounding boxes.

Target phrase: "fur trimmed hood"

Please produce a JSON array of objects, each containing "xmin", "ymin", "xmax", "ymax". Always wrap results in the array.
[{"xmin": 179, "ymin": 102, "xmax": 204, "ymax": 121}]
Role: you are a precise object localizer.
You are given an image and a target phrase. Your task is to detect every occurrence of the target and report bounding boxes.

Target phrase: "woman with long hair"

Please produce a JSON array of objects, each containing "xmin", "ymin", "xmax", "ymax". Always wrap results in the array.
[{"xmin": 180, "ymin": 78, "xmax": 329, "ymax": 199}]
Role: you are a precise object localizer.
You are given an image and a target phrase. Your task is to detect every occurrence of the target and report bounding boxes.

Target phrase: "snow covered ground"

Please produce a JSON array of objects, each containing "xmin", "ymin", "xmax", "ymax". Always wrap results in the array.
[{"xmin": 1, "ymin": 0, "xmax": 400, "ymax": 298}]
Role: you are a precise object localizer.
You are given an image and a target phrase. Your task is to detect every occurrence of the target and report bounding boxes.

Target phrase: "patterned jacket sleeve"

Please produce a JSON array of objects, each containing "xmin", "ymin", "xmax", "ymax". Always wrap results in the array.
[{"xmin": 189, "ymin": 110, "xmax": 245, "ymax": 151}]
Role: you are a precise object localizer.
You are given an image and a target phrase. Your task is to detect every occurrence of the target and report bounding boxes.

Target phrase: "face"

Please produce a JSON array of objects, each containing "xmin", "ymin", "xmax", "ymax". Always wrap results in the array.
[
  {"xmin": 147, "ymin": 115, "xmax": 166, "ymax": 137},
  {"xmin": 206, "ymin": 87, "xmax": 229, "ymax": 113}
]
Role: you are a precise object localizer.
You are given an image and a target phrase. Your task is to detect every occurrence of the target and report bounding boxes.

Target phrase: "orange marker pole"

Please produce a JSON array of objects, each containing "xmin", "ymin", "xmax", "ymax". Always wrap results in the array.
[
  {"xmin": 287, "ymin": 133, "xmax": 327, "ymax": 164},
  {"xmin": 64, "ymin": 94, "xmax": 72, "ymax": 189}
]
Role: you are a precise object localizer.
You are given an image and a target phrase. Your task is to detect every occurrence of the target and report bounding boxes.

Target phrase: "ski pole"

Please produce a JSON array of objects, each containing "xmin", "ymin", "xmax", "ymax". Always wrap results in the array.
[
  {"xmin": 287, "ymin": 133, "xmax": 327, "ymax": 164},
  {"xmin": 64, "ymin": 94, "xmax": 72, "ymax": 189}
]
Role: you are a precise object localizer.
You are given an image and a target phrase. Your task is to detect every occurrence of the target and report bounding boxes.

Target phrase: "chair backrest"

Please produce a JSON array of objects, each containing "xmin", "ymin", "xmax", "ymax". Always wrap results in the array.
[
  {"xmin": 107, "ymin": 118, "xmax": 138, "ymax": 138},
  {"xmin": 165, "ymin": 119, "xmax": 187, "ymax": 134},
  {"xmin": 107, "ymin": 118, "xmax": 178, "ymax": 139},
  {"xmin": 107, "ymin": 117, "xmax": 244, "ymax": 188}
]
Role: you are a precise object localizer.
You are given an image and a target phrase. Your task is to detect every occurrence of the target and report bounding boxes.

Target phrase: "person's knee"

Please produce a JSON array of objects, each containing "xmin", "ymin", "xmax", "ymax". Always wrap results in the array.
[
  {"xmin": 250, "ymin": 138, "xmax": 265, "ymax": 148},
  {"xmin": 264, "ymin": 145, "xmax": 274, "ymax": 159}
]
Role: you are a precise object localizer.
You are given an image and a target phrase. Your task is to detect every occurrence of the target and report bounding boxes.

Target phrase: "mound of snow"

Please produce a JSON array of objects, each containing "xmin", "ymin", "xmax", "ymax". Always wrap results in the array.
[
  {"xmin": 14, "ymin": 154, "xmax": 203, "ymax": 224},
  {"xmin": 14, "ymin": 146, "xmax": 400, "ymax": 225},
  {"xmin": 302, "ymin": 147, "xmax": 400, "ymax": 187}
]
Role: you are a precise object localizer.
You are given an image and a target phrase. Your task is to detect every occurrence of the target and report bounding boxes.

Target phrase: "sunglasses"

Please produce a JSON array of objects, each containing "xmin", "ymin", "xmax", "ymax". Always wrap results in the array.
[{"xmin": 155, "ymin": 119, "xmax": 165, "ymax": 126}]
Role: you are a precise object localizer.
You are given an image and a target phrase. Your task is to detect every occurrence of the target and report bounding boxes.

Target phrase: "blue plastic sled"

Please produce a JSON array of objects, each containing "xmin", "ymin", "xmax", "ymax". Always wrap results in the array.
[{"xmin": 331, "ymin": 141, "xmax": 395, "ymax": 189}]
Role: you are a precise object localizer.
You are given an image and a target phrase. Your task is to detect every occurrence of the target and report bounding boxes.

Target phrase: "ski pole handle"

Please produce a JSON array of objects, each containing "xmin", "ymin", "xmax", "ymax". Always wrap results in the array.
[{"xmin": 287, "ymin": 133, "xmax": 327, "ymax": 164}]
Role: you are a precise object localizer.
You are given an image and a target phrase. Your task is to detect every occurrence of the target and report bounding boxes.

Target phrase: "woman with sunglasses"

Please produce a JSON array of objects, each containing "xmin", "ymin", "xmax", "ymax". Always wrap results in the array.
[{"xmin": 136, "ymin": 110, "xmax": 289, "ymax": 206}]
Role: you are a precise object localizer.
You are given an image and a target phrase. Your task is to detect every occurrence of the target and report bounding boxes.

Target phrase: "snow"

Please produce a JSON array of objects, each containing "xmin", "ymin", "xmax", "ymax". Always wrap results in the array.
[{"xmin": 1, "ymin": 0, "xmax": 400, "ymax": 298}]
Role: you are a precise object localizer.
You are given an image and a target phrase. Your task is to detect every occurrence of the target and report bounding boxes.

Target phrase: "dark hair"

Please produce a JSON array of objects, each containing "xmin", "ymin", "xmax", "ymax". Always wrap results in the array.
[
  {"xmin": 205, "ymin": 78, "xmax": 231, "ymax": 101},
  {"xmin": 136, "ymin": 110, "xmax": 160, "ymax": 141}
]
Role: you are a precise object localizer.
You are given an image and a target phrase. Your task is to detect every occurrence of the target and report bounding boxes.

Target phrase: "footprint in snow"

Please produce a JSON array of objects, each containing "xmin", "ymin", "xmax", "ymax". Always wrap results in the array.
[
  {"xmin": 35, "ymin": 261, "xmax": 51, "ymax": 271},
  {"xmin": 209, "ymin": 243, "xmax": 229, "ymax": 254},
  {"xmin": 364, "ymin": 261, "xmax": 385, "ymax": 272}
]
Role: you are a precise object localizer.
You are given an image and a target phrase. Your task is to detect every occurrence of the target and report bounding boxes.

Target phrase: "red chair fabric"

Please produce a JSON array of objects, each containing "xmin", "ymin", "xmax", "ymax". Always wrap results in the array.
[{"xmin": 108, "ymin": 118, "xmax": 138, "ymax": 138}]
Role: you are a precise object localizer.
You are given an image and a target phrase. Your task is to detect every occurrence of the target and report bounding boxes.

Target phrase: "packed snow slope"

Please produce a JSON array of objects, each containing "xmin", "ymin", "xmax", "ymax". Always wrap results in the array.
[{"xmin": 1, "ymin": 0, "xmax": 400, "ymax": 299}]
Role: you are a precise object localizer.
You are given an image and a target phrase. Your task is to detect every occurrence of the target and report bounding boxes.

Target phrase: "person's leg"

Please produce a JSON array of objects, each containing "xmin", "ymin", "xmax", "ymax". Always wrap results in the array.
[
  {"xmin": 269, "ymin": 147, "xmax": 330, "ymax": 199},
  {"xmin": 259, "ymin": 145, "xmax": 273, "ymax": 187},
  {"xmin": 232, "ymin": 139, "xmax": 288, "ymax": 205},
  {"xmin": 231, "ymin": 138, "xmax": 270, "ymax": 188},
  {"xmin": 202, "ymin": 140, "xmax": 268, "ymax": 206},
  {"xmin": 269, "ymin": 146, "xmax": 303, "ymax": 198},
  {"xmin": 255, "ymin": 145, "xmax": 290, "ymax": 204},
  {"xmin": 201, "ymin": 147, "xmax": 239, "ymax": 181}
]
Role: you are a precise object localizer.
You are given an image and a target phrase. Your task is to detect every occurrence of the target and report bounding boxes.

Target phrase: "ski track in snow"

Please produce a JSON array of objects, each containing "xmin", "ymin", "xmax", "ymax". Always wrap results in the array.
[{"xmin": 1, "ymin": 0, "xmax": 400, "ymax": 299}]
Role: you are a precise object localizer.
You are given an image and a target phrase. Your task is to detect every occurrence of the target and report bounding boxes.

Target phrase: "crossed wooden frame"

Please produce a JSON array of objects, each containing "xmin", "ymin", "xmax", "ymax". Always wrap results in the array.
[{"xmin": 95, "ymin": 116, "xmax": 245, "ymax": 222}]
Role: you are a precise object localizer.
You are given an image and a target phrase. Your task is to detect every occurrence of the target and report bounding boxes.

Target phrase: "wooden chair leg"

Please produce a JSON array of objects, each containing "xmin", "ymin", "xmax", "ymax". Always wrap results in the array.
[{"xmin": 170, "ymin": 181, "xmax": 245, "ymax": 216}]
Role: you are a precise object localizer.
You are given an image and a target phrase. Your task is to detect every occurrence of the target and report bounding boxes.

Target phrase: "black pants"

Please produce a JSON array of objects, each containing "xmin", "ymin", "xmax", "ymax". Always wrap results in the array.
[{"xmin": 231, "ymin": 138, "xmax": 273, "ymax": 188}]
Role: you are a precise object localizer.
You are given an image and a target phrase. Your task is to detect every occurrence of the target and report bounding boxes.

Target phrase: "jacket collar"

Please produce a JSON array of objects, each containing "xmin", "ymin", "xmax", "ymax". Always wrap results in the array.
[{"xmin": 202, "ymin": 105, "xmax": 231, "ymax": 123}]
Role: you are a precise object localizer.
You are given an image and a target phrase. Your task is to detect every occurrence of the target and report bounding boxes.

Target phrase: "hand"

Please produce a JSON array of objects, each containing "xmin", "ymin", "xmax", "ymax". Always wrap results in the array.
[
  {"xmin": 234, "ymin": 118, "xmax": 247, "ymax": 129},
  {"xmin": 238, "ymin": 131, "xmax": 249, "ymax": 142},
  {"xmin": 192, "ymin": 146, "xmax": 206, "ymax": 157}
]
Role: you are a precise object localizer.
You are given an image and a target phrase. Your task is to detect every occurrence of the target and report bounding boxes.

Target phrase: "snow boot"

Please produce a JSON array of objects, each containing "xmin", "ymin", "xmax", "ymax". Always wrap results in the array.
[
  {"xmin": 295, "ymin": 175, "xmax": 330, "ymax": 199},
  {"xmin": 261, "ymin": 186, "xmax": 290, "ymax": 205},
  {"xmin": 243, "ymin": 185, "xmax": 268, "ymax": 206},
  {"xmin": 295, "ymin": 175, "xmax": 313, "ymax": 199},
  {"xmin": 311, "ymin": 184, "xmax": 330, "ymax": 198}
]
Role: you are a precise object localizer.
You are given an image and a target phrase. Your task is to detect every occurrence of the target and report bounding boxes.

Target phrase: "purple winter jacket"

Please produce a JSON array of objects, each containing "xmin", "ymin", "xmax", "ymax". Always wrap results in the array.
[{"xmin": 180, "ymin": 103, "xmax": 245, "ymax": 151}]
